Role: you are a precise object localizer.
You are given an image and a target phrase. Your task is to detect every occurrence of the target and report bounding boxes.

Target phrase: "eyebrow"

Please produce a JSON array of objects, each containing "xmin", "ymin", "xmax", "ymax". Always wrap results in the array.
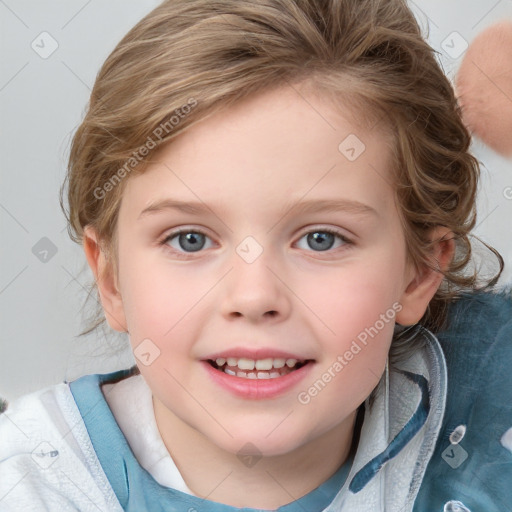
[{"xmin": 137, "ymin": 198, "xmax": 378, "ymax": 220}]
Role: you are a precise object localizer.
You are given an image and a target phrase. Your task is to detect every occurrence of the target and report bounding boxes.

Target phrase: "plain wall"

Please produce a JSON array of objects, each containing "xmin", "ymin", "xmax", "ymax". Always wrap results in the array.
[{"xmin": 1, "ymin": 0, "xmax": 511, "ymax": 400}]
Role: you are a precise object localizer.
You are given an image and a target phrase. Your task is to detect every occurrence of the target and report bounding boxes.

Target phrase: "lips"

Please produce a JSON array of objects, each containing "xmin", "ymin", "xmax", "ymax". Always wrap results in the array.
[
  {"xmin": 201, "ymin": 348, "xmax": 315, "ymax": 399},
  {"xmin": 201, "ymin": 358, "xmax": 315, "ymax": 399}
]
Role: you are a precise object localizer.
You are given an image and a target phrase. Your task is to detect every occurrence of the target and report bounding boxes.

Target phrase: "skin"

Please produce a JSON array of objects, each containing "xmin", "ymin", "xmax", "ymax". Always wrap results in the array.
[{"xmin": 84, "ymin": 84, "xmax": 454, "ymax": 509}]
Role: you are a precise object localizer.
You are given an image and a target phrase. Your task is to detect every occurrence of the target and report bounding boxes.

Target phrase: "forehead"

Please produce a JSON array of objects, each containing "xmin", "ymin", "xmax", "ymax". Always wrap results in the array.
[{"xmin": 119, "ymin": 85, "xmax": 397, "ymax": 223}]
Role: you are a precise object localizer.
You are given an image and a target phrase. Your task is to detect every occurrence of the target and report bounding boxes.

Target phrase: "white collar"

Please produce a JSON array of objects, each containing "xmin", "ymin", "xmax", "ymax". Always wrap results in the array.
[
  {"xmin": 327, "ymin": 327, "xmax": 447, "ymax": 511},
  {"xmin": 102, "ymin": 374, "xmax": 196, "ymax": 495}
]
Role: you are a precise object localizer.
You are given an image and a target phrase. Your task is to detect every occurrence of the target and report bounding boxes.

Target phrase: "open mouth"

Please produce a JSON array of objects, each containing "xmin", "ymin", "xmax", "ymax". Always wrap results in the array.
[{"xmin": 207, "ymin": 357, "xmax": 313, "ymax": 379}]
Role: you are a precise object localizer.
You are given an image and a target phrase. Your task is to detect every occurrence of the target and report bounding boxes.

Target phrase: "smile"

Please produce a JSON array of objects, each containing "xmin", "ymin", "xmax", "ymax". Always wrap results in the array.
[
  {"xmin": 207, "ymin": 357, "xmax": 310, "ymax": 379},
  {"xmin": 202, "ymin": 358, "xmax": 315, "ymax": 399}
]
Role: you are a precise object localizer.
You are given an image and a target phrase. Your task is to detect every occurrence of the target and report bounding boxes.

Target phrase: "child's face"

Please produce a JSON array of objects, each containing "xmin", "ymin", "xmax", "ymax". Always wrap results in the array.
[{"xmin": 94, "ymin": 85, "xmax": 435, "ymax": 457}]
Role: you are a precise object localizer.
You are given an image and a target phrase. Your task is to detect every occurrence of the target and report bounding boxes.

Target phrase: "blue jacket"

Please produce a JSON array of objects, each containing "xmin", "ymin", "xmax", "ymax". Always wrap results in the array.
[{"xmin": 414, "ymin": 289, "xmax": 512, "ymax": 511}]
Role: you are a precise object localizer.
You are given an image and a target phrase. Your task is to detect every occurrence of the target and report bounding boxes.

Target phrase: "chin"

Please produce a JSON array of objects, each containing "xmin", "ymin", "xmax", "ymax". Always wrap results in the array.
[{"xmin": 208, "ymin": 426, "xmax": 307, "ymax": 459}]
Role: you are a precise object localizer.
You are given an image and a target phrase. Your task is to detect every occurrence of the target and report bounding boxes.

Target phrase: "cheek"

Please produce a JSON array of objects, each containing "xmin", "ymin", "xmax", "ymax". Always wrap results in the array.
[
  {"xmin": 297, "ymin": 275, "xmax": 398, "ymax": 426},
  {"xmin": 296, "ymin": 259, "xmax": 402, "ymax": 403},
  {"xmin": 305, "ymin": 262, "xmax": 404, "ymax": 339},
  {"xmin": 118, "ymin": 246, "xmax": 202, "ymax": 334}
]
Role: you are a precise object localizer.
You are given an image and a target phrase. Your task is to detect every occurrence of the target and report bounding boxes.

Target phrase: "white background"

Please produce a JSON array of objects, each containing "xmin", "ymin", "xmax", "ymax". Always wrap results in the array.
[{"xmin": 1, "ymin": 0, "xmax": 511, "ymax": 400}]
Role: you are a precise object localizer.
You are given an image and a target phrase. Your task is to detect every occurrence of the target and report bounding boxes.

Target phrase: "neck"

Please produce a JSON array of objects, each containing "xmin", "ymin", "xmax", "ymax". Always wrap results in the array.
[{"xmin": 152, "ymin": 397, "xmax": 358, "ymax": 510}]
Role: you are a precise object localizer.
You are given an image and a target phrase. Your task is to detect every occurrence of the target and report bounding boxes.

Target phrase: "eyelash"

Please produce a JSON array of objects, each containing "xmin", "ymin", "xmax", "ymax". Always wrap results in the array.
[{"xmin": 158, "ymin": 226, "xmax": 353, "ymax": 260}]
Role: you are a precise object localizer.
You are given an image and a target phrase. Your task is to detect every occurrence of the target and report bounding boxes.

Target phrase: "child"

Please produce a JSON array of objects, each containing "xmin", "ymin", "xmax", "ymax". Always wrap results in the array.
[{"xmin": 1, "ymin": 0, "xmax": 511, "ymax": 510}]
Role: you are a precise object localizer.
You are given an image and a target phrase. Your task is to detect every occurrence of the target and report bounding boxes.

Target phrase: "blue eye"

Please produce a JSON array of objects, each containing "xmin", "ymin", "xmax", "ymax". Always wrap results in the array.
[
  {"xmin": 160, "ymin": 227, "xmax": 352, "ymax": 259},
  {"xmin": 161, "ymin": 230, "xmax": 213, "ymax": 255},
  {"xmin": 296, "ymin": 229, "xmax": 351, "ymax": 252}
]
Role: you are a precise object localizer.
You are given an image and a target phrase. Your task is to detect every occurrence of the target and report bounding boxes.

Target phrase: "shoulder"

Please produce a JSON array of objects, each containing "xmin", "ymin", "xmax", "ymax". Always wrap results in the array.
[
  {"xmin": 414, "ymin": 289, "xmax": 512, "ymax": 512},
  {"xmin": 440, "ymin": 287, "xmax": 512, "ymax": 341},
  {"xmin": 0, "ymin": 379, "xmax": 122, "ymax": 511},
  {"xmin": 0, "ymin": 381, "xmax": 71, "ymax": 461},
  {"xmin": 438, "ymin": 288, "xmax": 512, "ymax": 405}
]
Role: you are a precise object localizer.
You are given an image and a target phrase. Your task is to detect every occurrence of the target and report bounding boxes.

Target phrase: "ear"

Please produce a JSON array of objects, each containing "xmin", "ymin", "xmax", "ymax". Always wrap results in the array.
[
  {"xmin": 395, "ymin": 226, "xmax": 455, "ymax": 326},
  {"xmin": 83, "ymin": 225, "xmax": 128, "ymax": 332}
]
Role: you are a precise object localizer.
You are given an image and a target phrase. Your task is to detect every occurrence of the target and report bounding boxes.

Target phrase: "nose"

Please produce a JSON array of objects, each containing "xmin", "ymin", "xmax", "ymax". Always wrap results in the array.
[{"xmin": 220, "ymin": 248, "xmax": 292, "ymax": 324}]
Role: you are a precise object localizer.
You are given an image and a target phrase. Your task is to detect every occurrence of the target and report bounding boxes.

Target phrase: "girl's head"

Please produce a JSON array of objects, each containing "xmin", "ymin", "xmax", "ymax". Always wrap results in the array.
[{"xmin": 61, "ymin": 0, "xmax": 502, "ymax": 454}]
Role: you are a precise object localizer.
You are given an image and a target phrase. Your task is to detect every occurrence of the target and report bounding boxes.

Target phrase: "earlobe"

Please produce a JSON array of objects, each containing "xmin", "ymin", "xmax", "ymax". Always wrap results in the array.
[
  {"xmin": 83, "ymin": 225, "xmax": 128, "ymax": 333},
  {"xmin": 395, "ymin": 227, "xmax": 455, "ymax": 326}
]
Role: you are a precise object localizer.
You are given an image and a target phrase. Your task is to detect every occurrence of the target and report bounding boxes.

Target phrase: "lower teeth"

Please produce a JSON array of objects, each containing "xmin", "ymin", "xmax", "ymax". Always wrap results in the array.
[{"xmin": 223, "ymin": 368, "xmax": 286, "ymax": 379}]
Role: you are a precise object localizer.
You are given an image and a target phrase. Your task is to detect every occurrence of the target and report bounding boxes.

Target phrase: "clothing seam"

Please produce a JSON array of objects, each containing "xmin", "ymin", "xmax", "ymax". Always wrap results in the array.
[{"xmin": 57, "ymin": 382, "xmax": 123, "ymax": 511}]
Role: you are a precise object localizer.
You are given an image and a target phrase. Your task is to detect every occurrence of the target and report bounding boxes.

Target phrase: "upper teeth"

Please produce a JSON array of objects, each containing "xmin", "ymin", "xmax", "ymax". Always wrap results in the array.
[{"xmin": 215, "ymin": 357, "xmax": 299, "ymax": 370}]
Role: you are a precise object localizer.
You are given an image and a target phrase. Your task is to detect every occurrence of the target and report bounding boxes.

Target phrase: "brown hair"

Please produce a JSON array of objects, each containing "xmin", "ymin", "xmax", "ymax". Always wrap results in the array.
[{"xmin": 61, "ymin": 0, "xmax": 503, "ymax": 354}]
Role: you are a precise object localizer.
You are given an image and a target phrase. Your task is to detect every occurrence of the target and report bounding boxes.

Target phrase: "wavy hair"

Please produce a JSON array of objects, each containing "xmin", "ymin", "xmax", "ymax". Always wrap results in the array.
[{"xmin": 61, "ymin": 0, "xmax": 504, "ymax": 360}]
